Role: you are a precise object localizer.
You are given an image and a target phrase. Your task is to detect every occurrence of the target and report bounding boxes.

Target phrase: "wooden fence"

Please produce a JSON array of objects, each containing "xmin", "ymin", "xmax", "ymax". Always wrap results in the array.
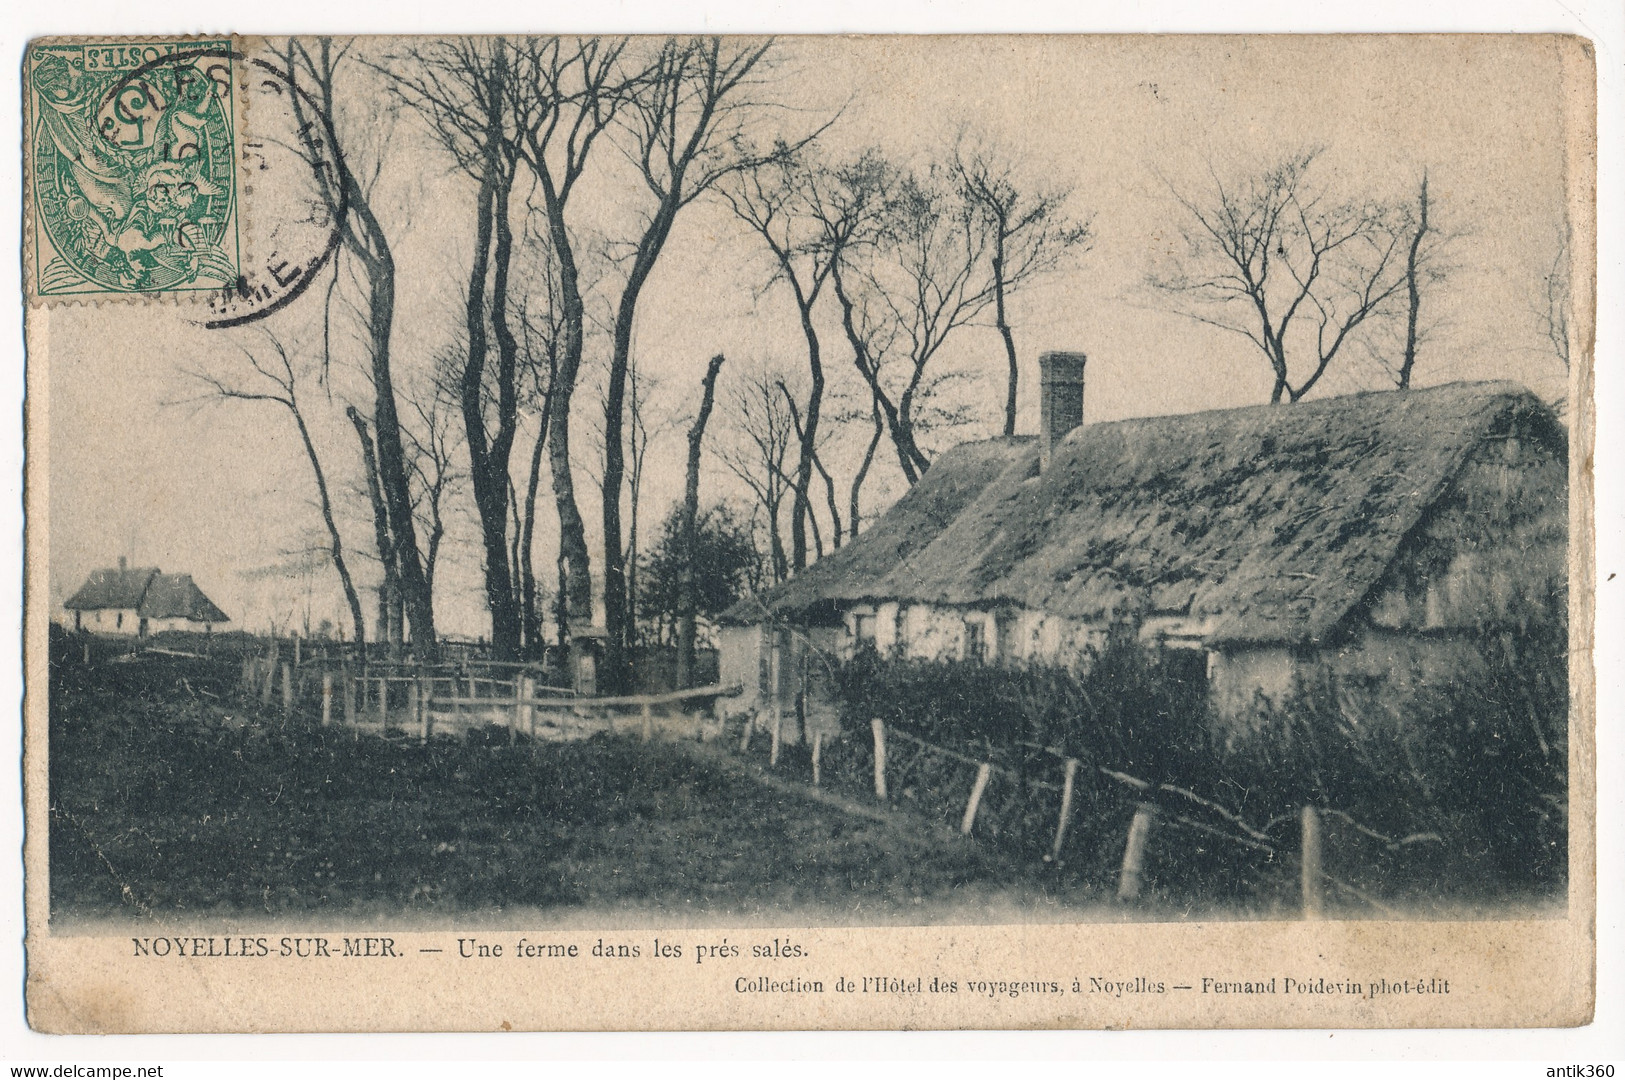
[
  {"xmin": 735, "ymin": 712, "xmax": 1442, "ymax": 920},
  {"xmin": 238, "ymin": 646, "xmax": 739, "ymax": 744}
]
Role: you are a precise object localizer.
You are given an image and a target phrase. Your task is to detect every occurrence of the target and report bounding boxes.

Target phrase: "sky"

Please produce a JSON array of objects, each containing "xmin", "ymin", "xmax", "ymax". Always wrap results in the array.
[{"xmin": 39, "ymin": 34, "xmax": 1584, "ymax": 636}]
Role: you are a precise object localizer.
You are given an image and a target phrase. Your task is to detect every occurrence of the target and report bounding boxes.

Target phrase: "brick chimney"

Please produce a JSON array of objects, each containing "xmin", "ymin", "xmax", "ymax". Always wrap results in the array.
[{"xmin": 1039, "ymin": 350, "xmax": 1087, "ymax": 470}]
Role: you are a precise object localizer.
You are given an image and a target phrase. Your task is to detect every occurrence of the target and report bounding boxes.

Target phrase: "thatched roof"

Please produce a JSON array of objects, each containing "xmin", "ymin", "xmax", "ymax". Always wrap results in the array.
[
  {"xmin": 64, "ymin": 566, "xmax": 230, "ymax": 623},
  {"xmin": 141, "ymin": 573, "xmax": 230, "ymax": 623},
  {"xmin": 741, "ymin": 381, "xmax": 1565, "ymax": 647},
  {"xmin": 64, "ymin": 565, "xmax": 159, "ymax": 611}
]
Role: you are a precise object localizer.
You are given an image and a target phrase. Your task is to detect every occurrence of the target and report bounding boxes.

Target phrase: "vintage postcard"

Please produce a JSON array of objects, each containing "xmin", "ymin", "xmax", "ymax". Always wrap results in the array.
[{"xmin": 21, "ymin": 33, "xmax": 1595, "ymax": 1032}]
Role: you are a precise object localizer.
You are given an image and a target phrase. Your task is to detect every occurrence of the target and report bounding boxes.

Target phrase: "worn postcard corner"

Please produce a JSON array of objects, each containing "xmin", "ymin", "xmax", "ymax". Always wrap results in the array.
[{"xmin": 22, "ymin": 32, "xmax": 1596, "ymax": 1034}]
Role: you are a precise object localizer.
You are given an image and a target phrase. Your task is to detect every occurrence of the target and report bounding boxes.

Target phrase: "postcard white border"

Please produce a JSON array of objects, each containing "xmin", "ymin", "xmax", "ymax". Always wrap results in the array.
[{"xmin": 1, "ymin": 0, "xmax": 1620, "ymax": 1069}]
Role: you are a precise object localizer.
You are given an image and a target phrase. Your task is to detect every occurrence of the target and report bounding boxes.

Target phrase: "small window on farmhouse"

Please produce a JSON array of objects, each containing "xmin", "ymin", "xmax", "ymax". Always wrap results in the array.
[
  {"xmin": 853, "ymin": 614, "xmax": 877, "ymax": 651},
  {"xmin": 964, "ymin": 619, "xmax": 987, "ymax": 663},
  {"xmin": 1160, "ymin": 647, "xmax": 1210, "ymax": 700}
]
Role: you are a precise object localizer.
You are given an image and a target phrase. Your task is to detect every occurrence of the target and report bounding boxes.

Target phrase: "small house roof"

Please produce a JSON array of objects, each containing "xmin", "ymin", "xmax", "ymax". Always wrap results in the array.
[
  {"xmin": 63, "ymin": 565, "xmax": 159, "ymax": 611},
  {"xmin": 140, "ymin": 573, "xmax": 231, "ymax": 623},
  {"xmin": 64, "ymin": 565, "xmax": 230, "ymax": 624},
  {"xmin": 740, "ymin": 380, "xmax": 1565, "ymax": 647}
]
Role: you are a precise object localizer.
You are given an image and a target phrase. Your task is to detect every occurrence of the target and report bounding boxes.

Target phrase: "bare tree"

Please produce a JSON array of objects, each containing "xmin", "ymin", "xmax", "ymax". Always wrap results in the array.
[
  {"xmin": 599, "ymin": 36, "xmax": 779, "ymax": 687},
  {"xmin": 845, "ymin": 395, "xmax": 886, "ymax": 540},
  {"xmin": 281, "ymin": 38, "xmax": 438, "ymax": 656},
  {"xmin": 1396, "ymin": 171, "xmax": 1433, "ymax": 390},
  {"xmin": 1369, "ymin": 169, "xmax": 1465, "ymax": 390},
  {"xmin": 777, "ymin": 380, "xmax": 842, "ymax": 555},
  {"xmin": 511, "ymin": 36, "xmax": 637, "ymax": 644},
  {"xmin": 188, "ymin": 331, "xmax": 368, "ymax": 648},
  {"xmin": 833, "ymin": 164, "xmax": 997, "ymax": 482},
  {"xmin": 624, "ymin": 355, "xmax": 676, "ymax": 649},
  {"xmin": 715, "ymin": 361, "xmax": 798, "ymax": 585},
  {"xmin": 345, "ymin": 405, "xmax": 400, "ymax": 651},
  {"xmin": 677, "ymin": 353, "xmax": 726, "ymax": 688},
  {"xmin": 401, "ymin": 371, "xmax": 466, "ymax": 601},
  {"xmin": 724, "ymin": 146, "xmax": 891, "ymax": 573},
  {"xmin": 514, "ymin": 252, "xmax": 563, "ymax": 657},
  {"xmin": 1151, "ymin": 148, "xmax": 1411, "ymax": 403},
  {"xmin": 952, "ymin": 136, "xmax": 1095, "ymax": 435},
  {"xmin": 384, "ymin": 37, "xmax": 537, "ymax": 659}
]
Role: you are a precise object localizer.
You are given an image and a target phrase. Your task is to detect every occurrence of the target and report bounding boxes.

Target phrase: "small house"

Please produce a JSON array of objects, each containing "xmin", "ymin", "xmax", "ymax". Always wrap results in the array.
[
  {"xmin": 720, "ymin": 352, "xmax": 1568, "ymax": 740},
  {"xmin": 63, "ymin": 558, "xmax": 231, "ymax": 636}
]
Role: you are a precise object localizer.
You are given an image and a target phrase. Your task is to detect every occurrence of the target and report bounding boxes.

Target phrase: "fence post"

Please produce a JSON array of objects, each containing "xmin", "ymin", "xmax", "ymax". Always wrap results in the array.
[
  {"xmin": 1301, "ymin": 805, "xmax": 1325, "ymax": 920},
  {"xmin": 321, "ymin": 673, "xmax": 333, "ymax": 727},
  {"xmin": 377, "ymin": 676, "xmax": 388, "ymax": 731},
  {"xmin": 280, "ymin": 663, "xmax": 293, "ymax": 717},
  {"xmin": 409, "ymin": 678, "xmax": 423, "ymax": 744},
  {"xmin": 769, "ymin": 703, "xmax": 782, "ymax": 767},
  {"xmin": 1118, "ymin": 802, "xmax": 1158, "ymax": 901},
  {"xmin": 343, "ymin": 672, "xmax": 356, "ymax": 730},
  {"xmin": 871, "ymin": 718, "xmax": 888, "ymax": 800},
  {"xmin": 260, "ymin": 652, "xmax": 276, "ymax": 706},
  {"xmin": 421, "ymin": 676, "xmax": 433, "ymax": 742},
  {"xmin": 641, "ymin": 702, "xmax": 654, "ymax": 744},
  {"xmin": 811, "ymin": 731, "xmax": 823, "ymax": 787},
  {"xmin": 798, "ymin": 650, "xmax": 809, "ymax": 749},
  {"xmin": 961, "ymin": 762, "xmax": 992, "ymax": 835},
  {"xmin": 739, "ymin": 711, "xmax": 754, "ymax": 752},
  {"xmin": 293, "ymin": 635, "xmax": 301, "ymax": 669},
  {"xmin": 521, "ymin": 676, "xmax": 535, "ymax": 739},
  {"xmin": 1047, "ymin": 758, "xmax": 1080, "ymax": 863},
  {"xmin": 84, "ymin": 641, "xmax": 92, "ymax": 665},
  {"xmin": 769, "ymin": 643, "xmax": 783, "ymax": 758}
]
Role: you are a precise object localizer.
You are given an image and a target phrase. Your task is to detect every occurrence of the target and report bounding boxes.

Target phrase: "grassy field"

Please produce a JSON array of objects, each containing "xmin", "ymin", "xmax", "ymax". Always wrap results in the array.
[
  {"xmin": 47, "ymin": 637, "xmax": 1557, "ymax": 926},
  {"xmin": 46, "ymin": 645, "xmax": 1111, "ymax": 927}
]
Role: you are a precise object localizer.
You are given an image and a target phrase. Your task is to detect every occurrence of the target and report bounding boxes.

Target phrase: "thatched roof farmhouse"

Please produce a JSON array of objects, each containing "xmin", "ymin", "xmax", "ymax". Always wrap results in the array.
[
  {"xmin": 720, "ymin": 352, "xmax": 1567, "ymax": 737},
  {"xmin": 63, "ymin": 558, "xmax": 230, "ymax": 636}
]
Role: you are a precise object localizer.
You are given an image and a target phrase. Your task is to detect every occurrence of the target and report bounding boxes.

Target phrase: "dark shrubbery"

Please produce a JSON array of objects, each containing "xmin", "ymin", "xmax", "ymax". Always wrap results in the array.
[
  {"xmin": 834, "ymin": 633, "xmax": 1212, "ymax": 781},
  {"xmin": 830, "ymin": 624, "xmax": 1568, "ymax": 907}
]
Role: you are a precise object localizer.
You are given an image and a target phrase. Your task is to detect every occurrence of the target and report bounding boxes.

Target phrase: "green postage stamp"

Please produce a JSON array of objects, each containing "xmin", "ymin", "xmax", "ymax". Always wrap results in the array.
[{"xmin": 25, "ymin": 40, "xmax": 240, "ymax": 298}]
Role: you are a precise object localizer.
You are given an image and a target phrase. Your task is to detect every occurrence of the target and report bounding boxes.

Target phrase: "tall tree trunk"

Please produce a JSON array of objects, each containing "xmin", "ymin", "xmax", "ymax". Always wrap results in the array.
[
  {"xmin": 814, "ymin": 448, "xmax": 842, "ymax": 549},
  {"xmin": 361, "ymin": 243, "xmax": 437, "ymax": 658},
  {"xmin": 787, "ymin": 287, "xmax": 823, "ymax": 572},
  {"xmin": 534, "ymin": 176, "xmax": 593, "ymax": 642},
  {"xmin": 1399, "ymin": 172, "xmax": 1429, "ymax": 390},
  {"xmin": 677, "ymin": 353, "xmax": 727, "ymax": 689},
  {"xmin": 287, "ymin": 37, "xmax": 434, "ymax": 658},
  {"xmin": 833, "ymin": 267, "xmax": 920, "ymax": 484},
  {"xmin": 520, "ymin": 377, "xmax": 553, "ymax": 658},
  {"xmin": 892, "ymin": 385, "xmax": 932, "ymax": 480},
  {"xmin": 604, "ymin": 201, "xmax": 680, "ymax": 693},
  {"xmin": 487, "ymin": 165, "xmax": 523, "ymax": 653},
  {"xmin": 782, "ymin": 380, "xmax": 836, "ymax": 557},
  {"xmin": 992, "ymin": 241, "xmax": 1020, "ymax": 437},
  {"xmin": 459, "ymin": 168, "xmax": 524, "ymax": 661},
  {"xmin": 293, "ymin": 404, "xmax": 365, "ymax": 649},
  {"xmin": 346, "ymin": 406, "xmax": 397, "ymax": 659},
  {"xmin": 767, "ymin": 503, "xmax": 788, "ymax": 584},
  {"xmin": 626, "ymin": 452, "xmax": 641, "ymax": 651},
  {"xmin": 849, "ymin": 399, "xmax": 884, "ymax": 539}
]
